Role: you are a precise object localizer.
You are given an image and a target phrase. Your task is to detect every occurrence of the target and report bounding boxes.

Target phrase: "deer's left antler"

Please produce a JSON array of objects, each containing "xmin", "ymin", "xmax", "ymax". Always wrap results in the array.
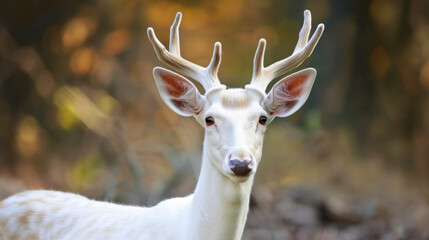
[{"xmin": 249, "ymin": 10, "xmax": 325, "ymax": 92}]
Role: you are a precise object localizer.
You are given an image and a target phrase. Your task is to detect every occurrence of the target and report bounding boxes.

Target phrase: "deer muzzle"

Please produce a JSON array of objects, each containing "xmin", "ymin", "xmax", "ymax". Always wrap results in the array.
[{"xmin": 228, "ymin": 159, "xmax": 253, "ymax": 176}]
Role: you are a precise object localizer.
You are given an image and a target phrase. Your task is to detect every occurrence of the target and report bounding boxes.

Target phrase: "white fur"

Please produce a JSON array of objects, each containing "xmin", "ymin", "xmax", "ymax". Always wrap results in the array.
[
  {"xmin": 0, "ymin": 10, "xmax": 323, "ymax": 240},
  {"xmin": 0, "ymin": 190, "xmax": 190, "ymax": 240}
]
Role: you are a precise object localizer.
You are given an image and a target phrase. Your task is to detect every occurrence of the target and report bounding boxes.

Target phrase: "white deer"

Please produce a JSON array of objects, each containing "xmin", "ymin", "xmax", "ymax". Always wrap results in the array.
[{"xmin": 0, "ymin": 10, "xmax": 324, "ymax": 240}]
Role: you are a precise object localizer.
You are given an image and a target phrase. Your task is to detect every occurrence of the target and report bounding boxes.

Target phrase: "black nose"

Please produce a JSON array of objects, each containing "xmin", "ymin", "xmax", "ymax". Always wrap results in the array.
[{"xmin": 229, "ymin": 159, "xmax": 252, "ymax": 176}]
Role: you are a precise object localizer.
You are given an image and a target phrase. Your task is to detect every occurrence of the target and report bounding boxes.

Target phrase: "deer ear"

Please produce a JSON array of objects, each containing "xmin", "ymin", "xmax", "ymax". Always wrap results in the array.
[
  {"xmin": 153, "ymin": 67, "xmax": 205, "ymax": 116},
  {"xmin": 263, "ymin": 68, "xmax": 316, "ymax": 117}
]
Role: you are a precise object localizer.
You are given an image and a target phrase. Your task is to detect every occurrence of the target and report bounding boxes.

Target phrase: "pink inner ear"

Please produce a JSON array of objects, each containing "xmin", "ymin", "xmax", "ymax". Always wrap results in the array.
[
  {"xmin": 268, "ymin": 73, "xmax": 310, "ymax": 116},
  {"xmin": 283, "ymin": 75, "xmax": 306, "ymax": 98},
  {"xmin": 161, "ymin": 74, "xmax": 189, "ymax": 97},
  {"xmin": 160, "ymin": 73, "xmax": 201, "ymax": 115},
  {"xmin": 171, "ymin": 99, "xmax": 199, "ymax": 114},
  {"xmin": 281, "ymin": 100, "xmax": 298, "ymax": 112}
]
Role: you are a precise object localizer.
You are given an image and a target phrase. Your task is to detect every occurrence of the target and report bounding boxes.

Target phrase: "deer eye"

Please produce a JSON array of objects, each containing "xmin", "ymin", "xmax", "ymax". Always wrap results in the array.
[
  {"xmin": 205, "ymin": 116, "xmax": 215, "ymax": 126},
  {"xmin": 259, "ymin": 116, "xmax": 268, "ymax": 125}
]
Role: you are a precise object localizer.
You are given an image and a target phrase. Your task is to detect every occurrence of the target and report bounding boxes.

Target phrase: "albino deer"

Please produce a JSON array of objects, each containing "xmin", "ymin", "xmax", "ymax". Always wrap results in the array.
[{"xmin": 0, "ymin": 10, "xmax": 324, "ymax": 240}]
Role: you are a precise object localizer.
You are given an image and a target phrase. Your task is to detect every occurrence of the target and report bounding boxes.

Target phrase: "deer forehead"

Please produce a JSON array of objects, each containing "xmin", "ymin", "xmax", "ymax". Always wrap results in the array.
[
  {"xmin": 206, "ymin": 88, "xmax": 264, "ymax": 110},
  {"xmin": 220, "ymin": 89, "xmax": 252, "ymax": 108}
]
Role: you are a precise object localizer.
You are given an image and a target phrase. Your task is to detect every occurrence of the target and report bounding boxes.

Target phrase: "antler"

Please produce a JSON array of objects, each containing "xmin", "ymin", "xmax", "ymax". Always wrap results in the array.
[
  {"xmin": 147, "ymin": 12, "xmax": 222, "ymax": 91},
  {"xmin": 250, "ymin": 10, "xmax": 325, "ymax": 92}
]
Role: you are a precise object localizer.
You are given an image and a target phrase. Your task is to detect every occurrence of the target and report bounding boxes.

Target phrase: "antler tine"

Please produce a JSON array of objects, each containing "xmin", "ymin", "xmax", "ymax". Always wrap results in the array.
[
  {"xmin": 169, "ymin": 12, "xmax": 182, "ymax": 55},
  {"xmin": 251, "ymin": 38, "xmax": 267, "ymax": 90},
  {"xmin": 250, "ymin": 10, "xmax": 325, "ymax": 92},
  {"xmin": 208, "ymin": 42, "xmax": 222, "ymax": 79},
  {"xmin": 294, "ymin": 10, "xmax": 312, "ymax": 53},
  {"xmin": 147, "ymin": 12, "xmax": 221, "ymax": 91}
]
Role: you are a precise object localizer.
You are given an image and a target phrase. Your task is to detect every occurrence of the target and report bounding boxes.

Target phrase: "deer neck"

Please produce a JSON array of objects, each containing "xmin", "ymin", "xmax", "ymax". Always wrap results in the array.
[{"xmin": 186, "ymin": 145, "xmax": 254, "ymax": 240}]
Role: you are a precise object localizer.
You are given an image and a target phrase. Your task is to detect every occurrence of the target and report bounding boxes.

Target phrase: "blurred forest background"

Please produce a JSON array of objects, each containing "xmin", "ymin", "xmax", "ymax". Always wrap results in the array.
[{"xmin": 0, "ymin": 0, "xmax": 428, "ymax": 239}]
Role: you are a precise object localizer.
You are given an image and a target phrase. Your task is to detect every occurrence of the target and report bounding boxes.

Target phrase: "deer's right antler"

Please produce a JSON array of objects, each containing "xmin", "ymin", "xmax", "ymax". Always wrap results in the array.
[
  {"xmin": 249, "ymin": 10, "xmax": 324, "ymax": 92},
  {"xmin": 147, "ymin": 12, "xmax": 222, "ymax": 91}
]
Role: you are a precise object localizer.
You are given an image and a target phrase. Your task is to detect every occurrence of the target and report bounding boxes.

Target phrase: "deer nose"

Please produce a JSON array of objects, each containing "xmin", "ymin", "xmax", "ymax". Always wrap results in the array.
[{"xmin": 228, "ymin": 159, "xmax": 253, "ymax": 176}]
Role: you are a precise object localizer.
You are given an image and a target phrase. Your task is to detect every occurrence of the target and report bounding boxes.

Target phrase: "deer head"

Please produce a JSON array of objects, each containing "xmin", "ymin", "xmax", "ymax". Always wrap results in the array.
[{"xmin": 147, "ymin": 11, "xmax": 324, "ymax": 183}]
